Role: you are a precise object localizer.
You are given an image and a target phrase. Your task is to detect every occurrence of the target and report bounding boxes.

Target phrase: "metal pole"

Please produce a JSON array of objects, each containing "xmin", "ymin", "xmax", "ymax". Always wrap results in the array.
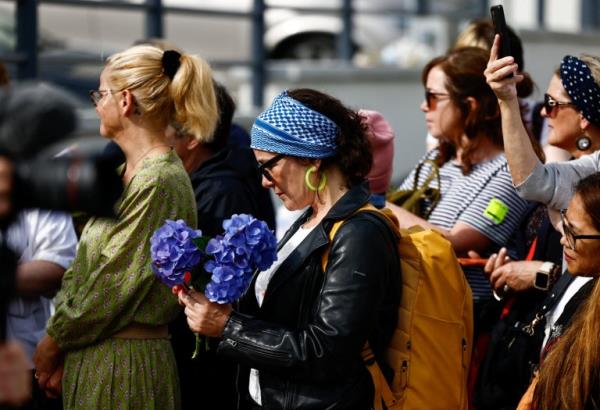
[
  {"xmin": 145, "ymin": 0, "xmax": 163, "ymax": 39},
  {"xmin": 252, "ymin": 0, "xmax": 265, "ymax": 109},
  {"xmin": 416, "ymin": 0, "xmax": 429, "ymax": 15},
  {"xmin": 16, "ymin": 0, "xmax": 38, "ymax": 79},
  {"xmin": 337, "ymin": 0, "xmax": 353, "ymax": 62},
  {"xmin": 581, "ymin": 0, "xmax": 599, "ymax": 31},
  {"xmin": 478, "ymin": 0, "xmax": 488, "ymax": 18},
  {"xmin": 537, "ymin": 0, "xmax": 545, "ymax": 30}
]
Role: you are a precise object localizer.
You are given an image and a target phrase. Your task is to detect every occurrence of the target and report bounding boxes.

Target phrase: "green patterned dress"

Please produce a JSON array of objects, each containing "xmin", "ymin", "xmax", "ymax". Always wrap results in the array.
[{"xmin": 47, "ymin": 151, "xmax": 196, "ymax": 410}]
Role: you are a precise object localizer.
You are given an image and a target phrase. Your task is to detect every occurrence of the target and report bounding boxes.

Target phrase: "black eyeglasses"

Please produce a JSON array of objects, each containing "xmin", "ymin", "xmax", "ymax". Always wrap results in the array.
[
  {"xmin": 424, "ymin": 90, "xmax": 450, "ymax": 110},
  {"xmin": 257, "ymin": 154, "xmax": 286, "ymax": 182},
  {"xmin": 543, "ymin": 93, "xmax": 574, "ymax": 116},
  {"xmin": 560, "ymin": 208, "xmax": 600, "ymax": 249},
  {"xmin": 89, "ymin": 89, "xmax": 112, "ymax": 106}
]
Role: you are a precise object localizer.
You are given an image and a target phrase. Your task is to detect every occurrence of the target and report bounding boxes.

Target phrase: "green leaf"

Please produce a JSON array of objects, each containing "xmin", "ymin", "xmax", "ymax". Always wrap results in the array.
[{"xmin": 192, "ymin": 236, "xmax": 211, "ymax": 251}]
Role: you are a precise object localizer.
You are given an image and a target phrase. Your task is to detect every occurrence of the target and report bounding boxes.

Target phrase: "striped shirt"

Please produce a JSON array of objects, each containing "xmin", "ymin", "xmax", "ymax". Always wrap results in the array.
[{"xmin": 398, "ymin": 149, "xmax": 528, "ymax": 300}]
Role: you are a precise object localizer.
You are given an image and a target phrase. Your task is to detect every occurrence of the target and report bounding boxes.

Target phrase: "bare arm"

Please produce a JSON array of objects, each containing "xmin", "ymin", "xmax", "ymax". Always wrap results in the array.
[
  {"xmin": 0, "ymin": 342, "xmax": 31, "ymax": 407},
  {"xmin": 484, "ymin": 34, "xmax": 540, "ymax": 185},
  {"xmin": 15, "ymin": 261, "xmax": 65, "ymax": 299},
  {"xmin": 386, "ymin": 202, "xmax": 493, "ymax": 256}
]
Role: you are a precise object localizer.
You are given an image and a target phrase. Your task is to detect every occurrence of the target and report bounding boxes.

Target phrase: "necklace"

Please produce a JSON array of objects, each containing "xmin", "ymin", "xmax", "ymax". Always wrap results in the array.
[{"xmin": 127, "ymin": 144, "xmax": 170, "ymax": 171}]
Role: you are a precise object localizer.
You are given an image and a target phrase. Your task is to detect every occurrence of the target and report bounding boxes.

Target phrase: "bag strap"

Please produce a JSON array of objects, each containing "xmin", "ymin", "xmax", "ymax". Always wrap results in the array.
[
  {"xmin": 410, "ymin": 159, "xmax": 441, "ymax": 219},
  {"xmin": 363, "ymin": 345, "xmax": 399, "ymax": 410},
  {"xmin": 521, "ymin": 272, "xmax": 573, "ymax": 336},
  {"xmin": 321, "ymin": 204, "xmax": 398, "ymax": 410},
  {"xmin": 411, "ymin": 159, "xmax": 440, "ymax": 192},
  {"xmin": 321, "ymin": 203, "xmax": 399, "ymax": 272},
  {"xmin": 322, "ymin": 203, "xmax": 375, "ymax": 272}
]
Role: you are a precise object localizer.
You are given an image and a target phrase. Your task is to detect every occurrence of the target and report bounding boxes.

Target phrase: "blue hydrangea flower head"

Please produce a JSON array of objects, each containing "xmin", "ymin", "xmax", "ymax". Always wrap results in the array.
[
  {"xmin": 203, "ymin": 214, "xmax": 277, "ymax": 304},
  {"xmin": 150, "ymin": 219, "xmax": 203, "ymax": 288}
]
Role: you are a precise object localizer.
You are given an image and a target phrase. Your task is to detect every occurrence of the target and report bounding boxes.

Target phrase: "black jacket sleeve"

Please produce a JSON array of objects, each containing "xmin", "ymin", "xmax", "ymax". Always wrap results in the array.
[{"xmin": 217, "ymin": 214, "xmax": 399, "ymax": 382}]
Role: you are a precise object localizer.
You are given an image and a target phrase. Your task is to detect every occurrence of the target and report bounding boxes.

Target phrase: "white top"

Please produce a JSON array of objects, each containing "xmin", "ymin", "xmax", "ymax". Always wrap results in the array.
[
  {"xmin": 250, "ymin": 224, "xmax": 316, "ymax": 405},
  {"xmin": 254, "ymin": 224, "xmax": 315, "ymax": 306},
  {"xmin": 3, "ymin": 209, "xmax": 77, "ymax": 364},
  {"xmin": 542, "ymin": 275, "xmax": 593, "ymax": 350}
]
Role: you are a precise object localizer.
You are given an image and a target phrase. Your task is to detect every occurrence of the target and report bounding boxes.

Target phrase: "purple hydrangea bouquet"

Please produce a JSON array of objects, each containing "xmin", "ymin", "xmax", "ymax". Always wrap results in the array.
[{"xmin": 150, "ymin": 214, "xmax": 277, "ymax": 357}]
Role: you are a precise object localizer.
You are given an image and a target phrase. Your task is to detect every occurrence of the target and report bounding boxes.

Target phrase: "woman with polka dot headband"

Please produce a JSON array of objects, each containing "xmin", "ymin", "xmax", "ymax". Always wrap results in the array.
[{"xmin": 484, "ymin": 35, "xmax": 600, "ymax": 213}]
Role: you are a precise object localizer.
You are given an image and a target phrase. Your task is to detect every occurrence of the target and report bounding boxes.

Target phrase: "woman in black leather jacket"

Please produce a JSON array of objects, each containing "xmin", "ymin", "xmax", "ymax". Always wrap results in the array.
[{"xmin": 179, "ymin": 88, "xmax": 401, "ymax": 409}]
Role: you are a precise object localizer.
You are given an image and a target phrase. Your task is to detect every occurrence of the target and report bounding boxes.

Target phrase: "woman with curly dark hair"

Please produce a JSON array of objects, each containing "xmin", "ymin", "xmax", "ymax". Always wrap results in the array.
[{"xmin": 178, "ymin": 88, "xmax": 401, "ymax": 409}]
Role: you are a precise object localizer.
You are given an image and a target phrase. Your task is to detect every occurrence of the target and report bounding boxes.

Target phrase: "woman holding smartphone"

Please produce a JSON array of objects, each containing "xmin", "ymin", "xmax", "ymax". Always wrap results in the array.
[{"xmin": 484, "ymin": 37, "xmax": 600, "ymax": 212}]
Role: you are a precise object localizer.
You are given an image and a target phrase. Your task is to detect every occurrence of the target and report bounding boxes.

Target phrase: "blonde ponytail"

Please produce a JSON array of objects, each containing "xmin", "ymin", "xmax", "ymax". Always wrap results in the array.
[
  {"xmin": 105, "ymin": 45, "xmax": 218, "ymax": 141},
  {"xmin": 170, "ymin": 54, "xmax": 218, "ymax": 143}
]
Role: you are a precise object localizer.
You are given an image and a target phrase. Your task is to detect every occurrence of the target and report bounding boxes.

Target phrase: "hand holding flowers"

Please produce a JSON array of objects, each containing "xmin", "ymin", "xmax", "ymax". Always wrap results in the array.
[
  {"xmin": 150, "ymin": 214, "xmax": 277, "ymax": 357},
  {"xmin": 178, "ymin": 289, "xmax": 232, "ymax": 337}
]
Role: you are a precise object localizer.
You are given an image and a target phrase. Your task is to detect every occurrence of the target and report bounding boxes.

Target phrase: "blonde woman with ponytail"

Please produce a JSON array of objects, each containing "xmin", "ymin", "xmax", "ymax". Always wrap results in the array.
[{"xmin": 32, "ymin": 45, "xmax": 218, "ymax": 409}]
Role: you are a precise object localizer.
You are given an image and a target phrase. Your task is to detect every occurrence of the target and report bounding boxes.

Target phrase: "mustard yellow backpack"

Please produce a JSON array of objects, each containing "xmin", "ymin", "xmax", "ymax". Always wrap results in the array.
[{"xmin": 322, "ymin": 204, "xmax": 473, "ymax": 410}]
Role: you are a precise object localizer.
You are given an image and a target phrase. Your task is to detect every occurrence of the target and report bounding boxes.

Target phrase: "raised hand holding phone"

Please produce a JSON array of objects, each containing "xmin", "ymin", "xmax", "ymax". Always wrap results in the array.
[
  {"xmin": 490, "ymin": 5, "xmax": 513, "ymax": 61},
  {"xmin": 484, "ymin": 36, "xmax": 522, "ymax": 102}
]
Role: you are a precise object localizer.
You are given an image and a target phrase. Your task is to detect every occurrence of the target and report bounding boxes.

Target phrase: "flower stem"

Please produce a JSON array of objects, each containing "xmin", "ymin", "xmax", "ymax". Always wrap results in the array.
[{"xmin": 191, "ymin": 334, "xmax": 202, "ymax": 359}]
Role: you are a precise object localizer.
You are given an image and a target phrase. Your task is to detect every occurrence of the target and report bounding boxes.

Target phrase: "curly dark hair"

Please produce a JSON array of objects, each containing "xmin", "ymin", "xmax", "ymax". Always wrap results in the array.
[{"xmin": 287, "ymin": 88, "xmax": 372, "ymax": 188}]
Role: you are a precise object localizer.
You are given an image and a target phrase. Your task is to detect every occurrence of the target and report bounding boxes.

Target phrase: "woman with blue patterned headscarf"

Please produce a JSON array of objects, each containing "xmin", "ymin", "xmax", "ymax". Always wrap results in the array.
[
  {"xmin": 485, "ymin": 36, "xmax": 600, "ymax": 213},
  {"xmin": 178, "ymin": 88, "xmax": 401, "ymax": 409}
]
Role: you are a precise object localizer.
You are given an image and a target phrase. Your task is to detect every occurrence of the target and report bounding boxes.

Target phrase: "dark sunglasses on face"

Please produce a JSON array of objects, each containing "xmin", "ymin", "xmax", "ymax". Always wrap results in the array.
[
  {"xmin": 257, "ymin": 153, "xmax": 286, "ymax": 182},
  {"xmin": 424, "ymin": 90, "xmax": 450, "ymax": 110},
  {"xmin": 543, "ymin": 93, "xmax": 574, "ymax": 116},
  {"xmin": 560, "ymin": 208, "xmax": 600, "ymax": 249}
]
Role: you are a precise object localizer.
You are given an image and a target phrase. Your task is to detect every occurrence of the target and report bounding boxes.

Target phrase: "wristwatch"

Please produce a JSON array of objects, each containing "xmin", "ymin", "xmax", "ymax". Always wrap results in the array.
[{"xmin": 534, "ymin": 262, "xmax": 555, "ymax": 291}]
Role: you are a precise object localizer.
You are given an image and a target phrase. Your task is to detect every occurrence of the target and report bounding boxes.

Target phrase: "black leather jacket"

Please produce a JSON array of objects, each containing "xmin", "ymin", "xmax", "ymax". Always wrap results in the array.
[{"xmin": 217, "ymin": 183, "xmax": 401, "ymax": 409}]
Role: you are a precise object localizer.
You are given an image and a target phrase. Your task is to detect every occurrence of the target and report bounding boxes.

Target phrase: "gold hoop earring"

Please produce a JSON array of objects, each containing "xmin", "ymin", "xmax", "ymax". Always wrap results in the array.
[{"xmin": 305, "ymin": 166, "xmax": 327, "ymax": 192}]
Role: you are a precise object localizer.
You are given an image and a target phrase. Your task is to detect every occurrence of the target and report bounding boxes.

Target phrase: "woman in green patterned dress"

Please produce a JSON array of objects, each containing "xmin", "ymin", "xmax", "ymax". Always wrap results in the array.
[{"xmin": 32, "ymin": 45, "xmax": 219, "ymax": 409}]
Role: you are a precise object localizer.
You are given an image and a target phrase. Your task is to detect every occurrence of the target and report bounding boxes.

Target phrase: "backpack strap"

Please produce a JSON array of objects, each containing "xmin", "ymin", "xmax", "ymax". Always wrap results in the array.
[
  {"xmin": 362, "ymin": 345, "xmax": 399, "ymax": 410},
  {"xmin": 320, "ymin": 203, "xmax": 398, "ymax": 272},
  {"xmin": 321, "ymin": 203, "xmax": 399, "ymax": 410}
]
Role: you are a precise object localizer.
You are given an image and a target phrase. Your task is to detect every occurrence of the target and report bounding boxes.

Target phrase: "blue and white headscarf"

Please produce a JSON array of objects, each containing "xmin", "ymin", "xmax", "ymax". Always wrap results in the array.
[
  {"xmin": 250, "ymin": 90, "xmax": 339, "ymax": 158},
  {"xmin": 560, "ymin": 55, "xmax": 600, "ymax": 127}
]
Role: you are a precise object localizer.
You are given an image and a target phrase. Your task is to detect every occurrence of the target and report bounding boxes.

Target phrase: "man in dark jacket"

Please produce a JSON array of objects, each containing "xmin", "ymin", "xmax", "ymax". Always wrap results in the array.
[{"xmin": 168, "ymin": 82, "xmax": 275, "ymax": 409}]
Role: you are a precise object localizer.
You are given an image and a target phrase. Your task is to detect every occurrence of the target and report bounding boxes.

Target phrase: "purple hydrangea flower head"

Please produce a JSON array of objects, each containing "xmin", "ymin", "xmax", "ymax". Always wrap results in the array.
[
  {"xmin": 150, "ymin": 219, "xmax": 203, "ymax": 287},
  {"xmin": 203, "ymin": 214, "xmax": 277, "ymax": 304}
]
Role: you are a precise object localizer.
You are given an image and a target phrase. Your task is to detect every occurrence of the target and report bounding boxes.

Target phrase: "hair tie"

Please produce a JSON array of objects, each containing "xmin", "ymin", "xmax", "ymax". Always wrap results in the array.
[{"xmin": 162, "ymin": 50, "xmax": 181, "ymax": 80}]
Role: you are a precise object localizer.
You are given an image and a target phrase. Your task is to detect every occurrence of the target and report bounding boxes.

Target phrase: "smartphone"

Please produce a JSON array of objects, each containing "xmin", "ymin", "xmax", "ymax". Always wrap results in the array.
[{"xmin": 490, "ymin": 5, "xmax": 513, "ymax": 60}]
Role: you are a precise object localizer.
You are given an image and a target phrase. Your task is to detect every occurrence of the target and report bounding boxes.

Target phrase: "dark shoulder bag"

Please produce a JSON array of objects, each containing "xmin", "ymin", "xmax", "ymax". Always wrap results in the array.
[{"xmin": 473, "ymin": 274, "xmax": 574, "ymax": 410}]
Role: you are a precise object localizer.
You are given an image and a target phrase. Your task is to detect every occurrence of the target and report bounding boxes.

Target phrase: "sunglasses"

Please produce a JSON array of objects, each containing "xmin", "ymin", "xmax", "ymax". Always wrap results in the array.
[
  {"xmin": 543, "ymin": 93, "xmax": 574, "ymax": 116},
  {"xmin": 424, "ymin": 90, "xmax": 450, "ymax": 110},
  {"xmin": 560, "ymin": 208, "xmax": 600, "ymax": 250},
  {"xmin": 257, "ymin": 153, "xmax": 286, "ymax": 182}
]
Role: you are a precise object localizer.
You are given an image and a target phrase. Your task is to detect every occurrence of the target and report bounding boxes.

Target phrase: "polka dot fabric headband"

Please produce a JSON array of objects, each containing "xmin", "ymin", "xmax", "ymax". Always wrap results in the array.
[{"xmin": 560, "ymin": 55, "xmax": 600, "ymax": 127}]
